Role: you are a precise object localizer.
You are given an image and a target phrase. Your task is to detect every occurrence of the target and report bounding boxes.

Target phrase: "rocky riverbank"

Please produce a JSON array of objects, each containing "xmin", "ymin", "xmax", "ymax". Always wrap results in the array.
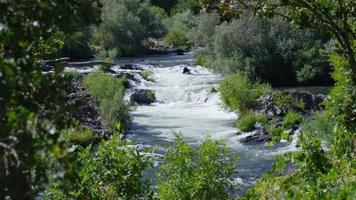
[{"xmin": 239, "ymin": 90, "xmax": 326, "ymax": 144}]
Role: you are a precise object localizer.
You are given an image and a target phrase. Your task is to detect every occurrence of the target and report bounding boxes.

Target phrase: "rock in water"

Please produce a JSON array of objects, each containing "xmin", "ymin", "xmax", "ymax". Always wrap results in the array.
[
  {"xmin": 130, "ymin": 89, "xmax": 156, "ymax": 105},
  {"xmin": 239, "ymin": 129, "xmax": 271, "ymax": 144},
  {"xmin": 183, "ymin": 67, "xmax": 191, "ymax": 74}
]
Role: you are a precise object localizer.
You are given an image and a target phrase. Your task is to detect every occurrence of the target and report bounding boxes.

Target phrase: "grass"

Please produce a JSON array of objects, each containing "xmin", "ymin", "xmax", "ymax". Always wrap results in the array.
[
  {"xmin": 146, "ymin": 90, "xmax": 156, "ymax": 102},
  {"xmin": 237, "ymin": 112, "xmax": 268, "ymax": 132},
  {"xmin": 84, "ymin": 70, "xmax": 130, "ymax": 131},
  {"xmin": 282, "ymin": 112, "xmax": 304, "ymax": 129},
  {"xmin": 139, "ymin": 71, "xmax": 154, "ymax": 81}
]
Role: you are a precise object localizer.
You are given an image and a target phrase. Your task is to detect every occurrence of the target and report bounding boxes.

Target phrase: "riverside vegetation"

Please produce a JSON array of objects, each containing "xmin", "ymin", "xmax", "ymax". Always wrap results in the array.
[{"xmin": 1, "ymin": 0, "xmax": 355, "ymax": 200}]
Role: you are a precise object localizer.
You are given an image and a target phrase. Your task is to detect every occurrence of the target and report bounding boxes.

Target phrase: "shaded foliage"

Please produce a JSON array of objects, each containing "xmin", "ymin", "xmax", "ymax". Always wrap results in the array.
[{"xmin": 0, "ymin": 1, "xmax": 101, "ymax": 199}]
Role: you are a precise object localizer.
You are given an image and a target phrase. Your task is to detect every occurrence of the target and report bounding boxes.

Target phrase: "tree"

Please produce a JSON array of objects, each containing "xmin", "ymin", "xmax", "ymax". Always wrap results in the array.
[
  {"xmin": 200, "ymin": 0, "xmax": 355, "ymax": 80},
  {"xmin": 0, "ymin": 1, "xmax": 101, "ymax": 199}
]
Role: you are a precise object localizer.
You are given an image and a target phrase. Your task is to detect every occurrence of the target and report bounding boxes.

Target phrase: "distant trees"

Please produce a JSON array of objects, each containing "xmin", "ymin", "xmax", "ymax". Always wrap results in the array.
[
  {"xmin": 193, "ymin": 14, "xmax": 333, "ymax": 86},
  {"xmin": 92, "ymin": 0, "xmax": 167, "ymax": 59}
]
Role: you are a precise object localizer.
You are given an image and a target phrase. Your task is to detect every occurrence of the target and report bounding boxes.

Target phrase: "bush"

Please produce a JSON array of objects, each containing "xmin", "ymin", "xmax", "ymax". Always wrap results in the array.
[
  {"xmin": 268, "ymin": 127, "xmax": 291, "ymax": 145},
  {"xmin": 282, "ymin": 112, "xmax": 303, "ymax": 129},
  {"xmin": 300, "ymin": 112, "xmax": 335, "ymax": 147},
  {"xmin": 237, "ymin": 112, "xmax": 268, "ymax": 132},
  {"xmin": 92, "ymin": 0, "xmax": 167, "ymax": 57},
  {"xmin": 171, "ymin": 0, "xmax": 201, "ymax": 15},
  {"xmin": 84, "ymin": 71, "xmax": 130, "ymax": 130},
  {"xmin": 273, "ymin": 91, "xmax": 293, "ymax": 106},
  {"xmin": 139, "ymin": 70, "xmax": 154, "ymax": 81},
  {"xmin": 62, "ymin": 129, "xmax": 94, "ymax": 146},
  {"xmin": 43, "ymin": 133, "xmax": 153, "ymax": 199},
  {"xmin": 157, "ymin": 134, "xmax": 237, "ymax": 200},
  {"xmin": 146, "ymin": 90, "xmax": 156, "ymax": 102},
  {"xmin": 220, "ymin": 73, "xmax": 270, "ymax": 114},
  {"xmin": 162, "ymin": 10, "xmax": 196, "ymax": 50},
  {"xmin": 192, "ymin": 15, "xmax": 333, "ymax": 86}
]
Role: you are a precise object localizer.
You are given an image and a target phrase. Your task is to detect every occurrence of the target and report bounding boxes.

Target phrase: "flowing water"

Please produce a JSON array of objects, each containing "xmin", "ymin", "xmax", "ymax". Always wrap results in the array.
[{"xmin": 113, "ymin": 53, "xmax": 298, "ymax": 193}]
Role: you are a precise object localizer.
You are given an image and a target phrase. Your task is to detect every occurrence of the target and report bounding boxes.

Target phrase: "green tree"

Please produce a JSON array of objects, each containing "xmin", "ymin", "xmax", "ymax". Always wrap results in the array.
[
  {"xmin": 92, "ymin": 0, "xmax": 167, "ymax": 58},
  {"xmin": 157, "ymin": 134, "xmax": 237, "ymax": 200},
  {"xmin": 0, "ymin": 1, "xmax": 101, "ymax": 199}
]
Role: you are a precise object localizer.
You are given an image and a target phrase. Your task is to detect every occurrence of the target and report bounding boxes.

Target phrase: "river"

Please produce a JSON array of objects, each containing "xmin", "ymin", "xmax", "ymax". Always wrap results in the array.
[{"xmin": 113, "ymin": 53, "xmax": 298, "ymax": 194}]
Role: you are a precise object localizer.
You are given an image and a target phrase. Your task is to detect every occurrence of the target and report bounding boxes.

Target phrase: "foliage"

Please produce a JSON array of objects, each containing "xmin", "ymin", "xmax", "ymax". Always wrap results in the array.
[
  {"xmin": 43, "ymin": 132, "xmax": 154, "ymax": 200},
  {"xmin": 171, "ymin": 0, "xmax": 202, "ymax": 15},
  {"xmin": 146, "ymin": 90, "xmax": 157, "ymax": 103},
  {"xmin": 273, "ymin": 91, "xmax": 293, "ymax": 106},
  {"xmin": 282, "ymin": 112, "xmax": 303, "ymax": 129},
  {"xmin": 84, "ymin": 71, "xmax": 130, "ymax": 130},
  {"xmin": 0, "ymin": 0, "xmax": 100, "ymax": 198},
  {"xmin": 150, "ymin": 0, "xmax": 177, "ymax": 15},
  {"xmin": 267, "ymin": 127, "xmax": 291, "ymax": 145},
  {"xmin": 92, "ymin": 0, "xmax": 167, "ymax": 58},
  {"xmin": 60, "ymin": 28, "xmax": 93, "ymax": 59},
  {"xmin": 326, "ymin": 54, "xmax": 356, "ymax": 158},
  {"xmin": 301, "ymin": 112, "xmax": 336, "ymax": 147},
  {"xmin": 220, "ymin": 73, "xmax": 270, "ymax": 114},
  {"xmin": 192, "ymin": 14, "xmax": 333, "ymax": 86},
  {"xmin": 140, "ymin": 70, "xmax": 154, "ymax": 81},
  {"xmin": 237, "ymin": 112, "xmax": 268, "ymax": 132},
  {"xmin": 157, "ymin": 134, "xmax": 237, "ymax": 200},
  {"xmin": 62, "ymin": 129, "xmax": 94, "ymax": 146},
  {"xmin": 163, "ymin": 10, "xmax": 196, "ymax": 50}
]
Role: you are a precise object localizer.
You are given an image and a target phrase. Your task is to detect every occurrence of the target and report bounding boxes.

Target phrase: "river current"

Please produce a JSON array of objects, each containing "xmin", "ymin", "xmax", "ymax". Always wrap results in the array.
[{"xmin": 111, "ymin": 53, "xmax": 298, "ymax": 193}]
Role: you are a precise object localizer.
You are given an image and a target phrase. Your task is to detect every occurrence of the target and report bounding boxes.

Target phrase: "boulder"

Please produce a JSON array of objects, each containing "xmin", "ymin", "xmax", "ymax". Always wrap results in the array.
[
  {"xmin": 284, "ymin": 90, "xmax": 326, "ymax": 110},
  {"xmin": 121, "ymin": 64, "xmax": 143, "ymax": 70},
  {"xmin": 130, "ymin": 89, "xmax": 156, "ymax": 105},
  {"xmin": 240, "ymin": 129, "xmax": 271, "ymax": 144},
  {"xmin": 182, "ymin": 67, "xmax": 191, "ymax": 74},
  {"xmin": 176, "ymin": 49, "xmax": 185, "ymax": 55}
]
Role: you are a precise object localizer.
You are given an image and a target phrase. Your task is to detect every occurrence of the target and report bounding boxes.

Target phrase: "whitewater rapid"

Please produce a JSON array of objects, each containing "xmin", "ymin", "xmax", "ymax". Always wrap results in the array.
[
  {"xmin": 64, "ymin": 53, "xmax": 298, "ymax": 192},
  {"xmin": 112, "ymin": 53, "xmax": 298, "ymax": 192}
]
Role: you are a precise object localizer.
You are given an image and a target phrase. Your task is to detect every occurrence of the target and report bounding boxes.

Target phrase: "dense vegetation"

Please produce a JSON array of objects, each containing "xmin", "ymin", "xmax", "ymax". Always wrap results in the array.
[
  {"xmin": 1, "ymin": 0, "xmax": 355, "ymax": 199},
  {"xmin": 84, "ymin": 71, "xmax": 130, "ymax": 130}
]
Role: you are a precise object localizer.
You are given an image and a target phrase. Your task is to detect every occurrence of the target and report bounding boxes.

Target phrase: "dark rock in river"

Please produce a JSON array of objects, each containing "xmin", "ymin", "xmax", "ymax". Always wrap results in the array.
[
  {"xmin": 121, "ymin": 64, "xmax": 143, "ymax": 70},
  {"xmin": 115, "ymin": 72, "xmax": 141, "ymax": 84},
  {"xmin": 240, "ymin": 129, "xmax": 271, "ymax": 144},
  {"xmin": 130, "ymin": 89, "xmax": 156, "ymax": 105},
  {"xmin": 183, "ymin": 67, "xmax": 191, "ymax": 74},
  {"xmin": 176, "ymin": 49, "xmax": 185, "ymax": 55},
  {"xmin": 255, "ymin": 90, "xmax": 326, "ymax": 118},
  {"xmin": 285, "ymin": 90, "xmax": 326, "ymax": 110}
]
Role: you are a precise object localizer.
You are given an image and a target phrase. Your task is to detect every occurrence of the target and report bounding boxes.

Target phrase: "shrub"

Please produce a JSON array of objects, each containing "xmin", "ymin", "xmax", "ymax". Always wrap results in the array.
[
  {"xmin": 139, "ymin": 70, "xmax": 154, "ymax": 81},
  {"xmin": 157, "ymin": 134, "xmax": 237, "ymax": 200},
  {"xmin": 62, "ymin": 129, "xmax": 94, "ymax": 146},
  {"xmin": 301, "ymin": 112, "xmax": 335, "ymax": 147},
  {"xmin": 192, "ymin": 15, "xmax": 333, "ymax": 86},
  {"xmin": 162, "ymin": 10, "xmax": 196, "ymax": 50},
  {"xmin": 220, "ymin": 73, "xmax": 270, "ymax": 114},
  {"xmin": 237, "ymin": 112, "xmax": 268, "ymax": 132},
  {"xmin": 91, "ymin": 0, "xmax": 166, "ymax": 57},
  {"xmin": 146, "ymin": 90, "xmax": 156, "ymax": 102},
  {"xmin": 84, "ymin": 71, "xmax": 130, "ymax": 130},
  {"xmin": 43, "ymin": 133, "xmax": 153, "ymax": 199},
  {"xmin": 273, "ymin": 91, "xmax": 293, "ymax": 106},
  {"xmin": 282, "ymin": 112, "xmax": 303, "ymax": 129}
]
